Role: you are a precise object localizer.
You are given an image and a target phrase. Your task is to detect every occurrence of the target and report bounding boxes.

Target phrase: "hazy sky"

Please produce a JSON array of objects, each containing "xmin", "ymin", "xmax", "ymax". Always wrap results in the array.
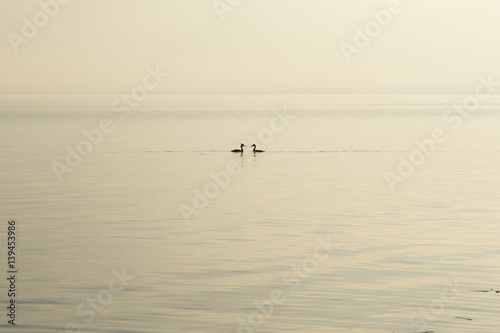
[{"xmin": 2, "ymin": 0, "xmax": 500, "ymax": 94}]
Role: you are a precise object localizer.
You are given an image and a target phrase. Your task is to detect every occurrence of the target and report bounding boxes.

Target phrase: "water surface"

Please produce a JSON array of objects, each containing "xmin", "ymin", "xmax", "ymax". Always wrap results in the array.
[{"xmin": 1, "ymin": 104, "xmax": 499, "ymax": 332}]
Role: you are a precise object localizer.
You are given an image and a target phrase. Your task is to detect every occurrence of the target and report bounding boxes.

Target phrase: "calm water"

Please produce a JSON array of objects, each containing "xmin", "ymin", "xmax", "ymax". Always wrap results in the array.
[{"xmin": 1, "ymin": 104, "xmax": 500, "ymax": 332}]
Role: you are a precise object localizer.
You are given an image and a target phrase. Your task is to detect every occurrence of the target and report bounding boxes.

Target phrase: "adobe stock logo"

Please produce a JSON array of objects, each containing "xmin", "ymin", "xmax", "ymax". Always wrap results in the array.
[
  {"xmin": 7, "ymin": 0, "xmax": 71, "ymax": 54},
  {"xmin": 51, "ymin": 65, "xmax": 168, "ymax": 182},
  {"xmin": 178, "ymin": 107, "xmax": 294, "ymax": 224},
  {"xmin": 409, "ymin": 278, "xmax": 461, "ymax": 331},
  {"xmin": 340, "ymin": 0, "xmax": 403, "ymax": 63},
  {"xmin": 236, "ymin": 235, "xmax": 338, "ymax": 333},
  {"xmin": 212, "ymin": 0, "xmax": 244, "ymax": 21},
  {"xmin": 384, "ymin": 74, "xmax": 499, "ymax": 191},
  {"xmin": 65, "ymin": 267, "xmax": 135, "ymax": 333}
]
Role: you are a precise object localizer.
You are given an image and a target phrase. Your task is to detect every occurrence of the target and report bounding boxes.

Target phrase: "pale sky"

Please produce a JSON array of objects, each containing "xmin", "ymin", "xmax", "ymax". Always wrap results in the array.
[{"xmin": 2, "ymin": 0, "xmax": 500, "ymax": 95}]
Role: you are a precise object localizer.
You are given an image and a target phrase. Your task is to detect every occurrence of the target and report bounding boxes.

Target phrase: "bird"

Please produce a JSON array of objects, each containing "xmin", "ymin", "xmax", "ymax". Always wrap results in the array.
[
  {"xmin": 251, "ymin": 144, "xmax": 264, "ymax": 153},
  {"xmin": 231, "ymin": 143, "xmax": 245, "ymax": 153}
]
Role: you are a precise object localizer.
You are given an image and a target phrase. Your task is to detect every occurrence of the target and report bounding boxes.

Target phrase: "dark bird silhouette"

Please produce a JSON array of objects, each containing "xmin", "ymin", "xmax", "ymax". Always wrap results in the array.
[
  {"xmin": 251, "ymin": 144, "xmax": 264, "ymax": 153},
  {"xmin": 231, "ymin": 143, "xmax": 245, "ymax": 153}
]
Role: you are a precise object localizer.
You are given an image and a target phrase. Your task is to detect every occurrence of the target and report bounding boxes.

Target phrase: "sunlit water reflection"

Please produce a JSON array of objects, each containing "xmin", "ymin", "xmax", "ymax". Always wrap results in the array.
[{"xmin": 0, "ymin": 106, "xmax": 499, "ymax": 332}]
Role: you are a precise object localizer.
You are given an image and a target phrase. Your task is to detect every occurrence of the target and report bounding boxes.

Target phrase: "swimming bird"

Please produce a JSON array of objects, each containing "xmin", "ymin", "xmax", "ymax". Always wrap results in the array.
[
  {"xmin": 251, "ymin": 144, "xmax": 264, "ymax": 153},
  {"xmin": 231, "ymin": 143, "xmax": 245, "ymax": 153}
]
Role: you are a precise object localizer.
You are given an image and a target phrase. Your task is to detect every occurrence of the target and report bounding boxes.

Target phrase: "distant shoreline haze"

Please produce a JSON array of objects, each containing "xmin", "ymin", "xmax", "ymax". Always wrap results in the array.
[{"xmin": 3, "ymin": 94, "xmax": 500, "ymax": 108}]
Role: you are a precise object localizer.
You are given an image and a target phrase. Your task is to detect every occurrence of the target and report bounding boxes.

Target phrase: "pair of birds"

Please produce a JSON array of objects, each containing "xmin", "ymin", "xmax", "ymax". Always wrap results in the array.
[{"xmin": 231, "ymin": 144, "xmax": 264, "ymax": 153}]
